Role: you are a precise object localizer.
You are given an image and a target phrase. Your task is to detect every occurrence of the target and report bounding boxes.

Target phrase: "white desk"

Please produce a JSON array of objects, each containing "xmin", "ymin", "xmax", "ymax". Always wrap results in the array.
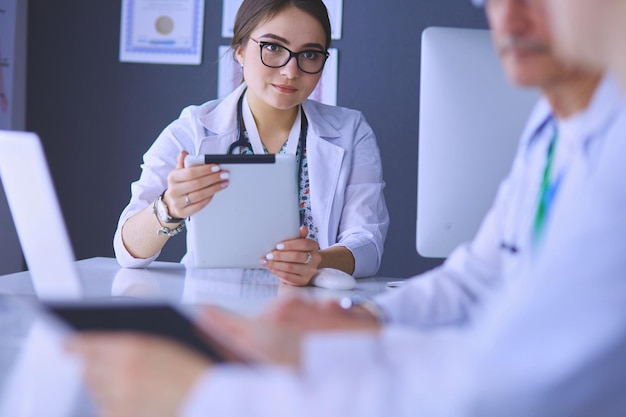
[{"xmin": 0, "ymin": 257, "xmax": 397, "ymax": 417}]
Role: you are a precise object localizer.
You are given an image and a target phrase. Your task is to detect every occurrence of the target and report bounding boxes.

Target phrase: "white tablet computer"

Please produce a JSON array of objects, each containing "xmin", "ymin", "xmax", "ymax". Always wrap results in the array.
[{"xmin": 184, "ymin": 154, "xmax": 300, "ymax": 268}]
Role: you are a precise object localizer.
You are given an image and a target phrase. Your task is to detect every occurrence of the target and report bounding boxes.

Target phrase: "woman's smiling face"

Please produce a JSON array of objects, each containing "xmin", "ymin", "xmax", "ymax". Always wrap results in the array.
[{"xmin": 235, "ymin": 5, "xmax": 327, "ymax": 111}]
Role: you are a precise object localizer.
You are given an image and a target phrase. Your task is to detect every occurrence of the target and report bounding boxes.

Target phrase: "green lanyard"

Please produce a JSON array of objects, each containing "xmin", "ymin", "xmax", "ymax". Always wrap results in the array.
[{"xmin": 532, "ymin": 128, "xmax": 560, "ymax": 245}]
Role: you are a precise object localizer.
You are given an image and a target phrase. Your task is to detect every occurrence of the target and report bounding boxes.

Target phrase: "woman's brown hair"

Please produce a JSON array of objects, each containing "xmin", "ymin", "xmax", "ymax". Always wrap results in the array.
[{"xmin": 230, "ymin": 0, "xmax": 332, "ymax": 52}]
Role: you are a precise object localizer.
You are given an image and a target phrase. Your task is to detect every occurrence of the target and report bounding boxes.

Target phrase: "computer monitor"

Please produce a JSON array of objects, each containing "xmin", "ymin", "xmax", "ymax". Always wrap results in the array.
[{"xmin": 417, "ymin": 27, "xmax": 539, "ymax": 258}]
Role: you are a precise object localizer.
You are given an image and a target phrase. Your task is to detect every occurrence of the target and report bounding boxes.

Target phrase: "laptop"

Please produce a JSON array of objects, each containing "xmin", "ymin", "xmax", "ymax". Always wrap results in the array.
[
  {"xmin": 0, "ymin": 130, "xmax": 235, "ymax": 360},
  {"xmin": 417, "ymin": 27, "xmax": 540, "ymax": 258},
  {"xmin": 0, "ymin": 130, "xmax": 82, "ymax": 300}
]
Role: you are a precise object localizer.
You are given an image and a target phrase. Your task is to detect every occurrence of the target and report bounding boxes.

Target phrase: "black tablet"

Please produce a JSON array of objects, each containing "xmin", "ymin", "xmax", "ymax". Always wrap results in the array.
[{"xmin": 42, "ymin": 301, "xmax": 235, "ymax": 363}]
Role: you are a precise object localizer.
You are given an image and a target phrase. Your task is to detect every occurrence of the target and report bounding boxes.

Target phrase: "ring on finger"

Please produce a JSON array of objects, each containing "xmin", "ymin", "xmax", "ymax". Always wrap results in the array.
[
  {"xmin": 304, "ymin": 251, "xmax": 312, "ymax": 264},
  {"xmin": 185, "ymin": 194, "xmax": 191, "ymax": 205}
]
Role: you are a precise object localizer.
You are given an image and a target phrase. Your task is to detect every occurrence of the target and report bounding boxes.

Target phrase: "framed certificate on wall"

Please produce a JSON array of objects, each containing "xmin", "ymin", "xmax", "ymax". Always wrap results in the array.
[{"xmin": 119, "ymin": 0, "xmax": 206, "ymax": 65}]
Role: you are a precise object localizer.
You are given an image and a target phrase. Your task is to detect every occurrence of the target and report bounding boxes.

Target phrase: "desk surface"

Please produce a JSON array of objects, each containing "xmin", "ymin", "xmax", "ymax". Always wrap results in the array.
[
  {"xmin": 0, "ymin": 256, "xmax": 392, "ymax": 311},
  {"xmin": 0, "ymin": 257, "xmax": 398, "ymax": 417}
]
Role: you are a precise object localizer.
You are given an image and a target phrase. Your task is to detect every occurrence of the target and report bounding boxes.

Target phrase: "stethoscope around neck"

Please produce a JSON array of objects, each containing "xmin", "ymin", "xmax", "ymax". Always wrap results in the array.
[
  {"xmin": 228, "ymin": 90, "xmax": 309, "ymax": 185},
  {"xmin": 229, "ymin": 90, "xmax": 309, "ymax": 225}
]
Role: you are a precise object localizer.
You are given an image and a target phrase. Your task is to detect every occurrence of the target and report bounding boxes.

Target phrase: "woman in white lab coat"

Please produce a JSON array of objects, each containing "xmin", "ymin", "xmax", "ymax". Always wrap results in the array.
[{"xmin": 113, "ymin": 0, "xmax": 389, "ymax": 285}]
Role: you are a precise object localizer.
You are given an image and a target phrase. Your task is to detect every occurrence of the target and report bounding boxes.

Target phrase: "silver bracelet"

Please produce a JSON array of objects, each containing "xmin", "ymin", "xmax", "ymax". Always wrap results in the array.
[
  {"xmin": 339, "ymin": 296, "xmax": 388, "ymax": 324},
  {"xmin": 156, "ymin": 222, "xmax": 185, "ymax": 237},
  {"xmin": 152, "ymin": 196, "xmax": 186, "ymax": 237}
]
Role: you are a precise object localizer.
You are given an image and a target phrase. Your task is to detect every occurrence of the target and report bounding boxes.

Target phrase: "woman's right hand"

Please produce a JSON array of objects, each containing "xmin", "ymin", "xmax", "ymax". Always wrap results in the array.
[
  {"xmin": 162, "ymin": 151, "xmax": 230, "ymax": 219},
  {"xmin": 119, "ymin": 150, "xmax": 230, "ymax": 260}
]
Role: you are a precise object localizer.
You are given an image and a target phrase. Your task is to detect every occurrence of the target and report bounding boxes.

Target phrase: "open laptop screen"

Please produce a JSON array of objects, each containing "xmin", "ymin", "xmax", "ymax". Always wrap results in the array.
[{"xmin": 0, "ymin": 130, "xmax": 82, "ymax": 299}]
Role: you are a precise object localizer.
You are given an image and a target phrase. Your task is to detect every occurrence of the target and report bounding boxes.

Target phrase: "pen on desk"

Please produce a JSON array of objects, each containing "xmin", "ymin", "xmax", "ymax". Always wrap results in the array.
[{"xmin": 386, "ymin": 280, "xmax": 407, "ymax": 288}]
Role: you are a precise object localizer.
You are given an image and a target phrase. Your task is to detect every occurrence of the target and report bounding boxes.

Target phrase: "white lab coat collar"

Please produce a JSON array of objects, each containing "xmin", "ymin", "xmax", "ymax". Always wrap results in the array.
[
  {"xmin": 521, "ymin": 74, "xmax": 623, "ymax": 156},
  {"xmin": 519, "ymin": 98, "xmax": 552, "ymax": 151},
  {"xmin": 573, "ymin": 74, "xmax": 624, "ymax": 152},
  {"xmin": 301, "ymin": 99, "xmax": 341, "ymax": 140},
  {"xmin": 198, "ymin": 83, "xmax": 247, "ymax": 136},
  {"xmin": 197, "ymin": 83, "xmax": 342, "ymax": 141}
]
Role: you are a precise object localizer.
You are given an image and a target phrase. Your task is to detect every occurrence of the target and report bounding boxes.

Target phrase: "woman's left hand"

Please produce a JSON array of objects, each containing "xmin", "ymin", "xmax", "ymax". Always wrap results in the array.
[{"xmin": 261, "ymin": 226, "xmax": 321, "ymax": 286}]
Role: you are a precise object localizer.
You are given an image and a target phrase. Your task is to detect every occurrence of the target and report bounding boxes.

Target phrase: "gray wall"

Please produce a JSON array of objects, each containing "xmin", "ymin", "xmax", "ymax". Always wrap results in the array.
[
  {"xmin": 0, "ymin": 0, "xmax": 27, "ymax": 275},
  {"xmin": 25, "ymin": 1, "xmax": 488, "ymax": 278}
]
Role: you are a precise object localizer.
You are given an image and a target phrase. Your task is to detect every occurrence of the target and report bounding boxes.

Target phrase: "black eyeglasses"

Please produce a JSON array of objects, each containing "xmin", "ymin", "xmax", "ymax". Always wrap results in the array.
[{"xmin": 249, "ymin": 38, "xmax": 329, "ymax": 74}]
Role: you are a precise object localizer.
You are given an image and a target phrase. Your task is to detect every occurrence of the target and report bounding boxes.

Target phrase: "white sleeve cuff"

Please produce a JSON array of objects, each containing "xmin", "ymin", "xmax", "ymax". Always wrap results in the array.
[{"xmin": 112, "ymin": 222, "xmax": 160, "ymax": 268}]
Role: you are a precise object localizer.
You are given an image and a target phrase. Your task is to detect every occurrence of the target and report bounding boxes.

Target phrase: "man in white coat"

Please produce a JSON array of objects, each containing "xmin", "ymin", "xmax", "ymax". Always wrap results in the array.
[{"xmin": 68, "ymin": 0, "xmax": 626, "ymax": 416}]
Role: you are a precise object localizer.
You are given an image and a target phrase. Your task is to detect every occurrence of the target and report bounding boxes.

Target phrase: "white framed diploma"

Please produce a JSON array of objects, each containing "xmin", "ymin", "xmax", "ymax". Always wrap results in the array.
[{"xmin": 119, "ymin": 0, "xmax": 205, "ymax": 65}]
